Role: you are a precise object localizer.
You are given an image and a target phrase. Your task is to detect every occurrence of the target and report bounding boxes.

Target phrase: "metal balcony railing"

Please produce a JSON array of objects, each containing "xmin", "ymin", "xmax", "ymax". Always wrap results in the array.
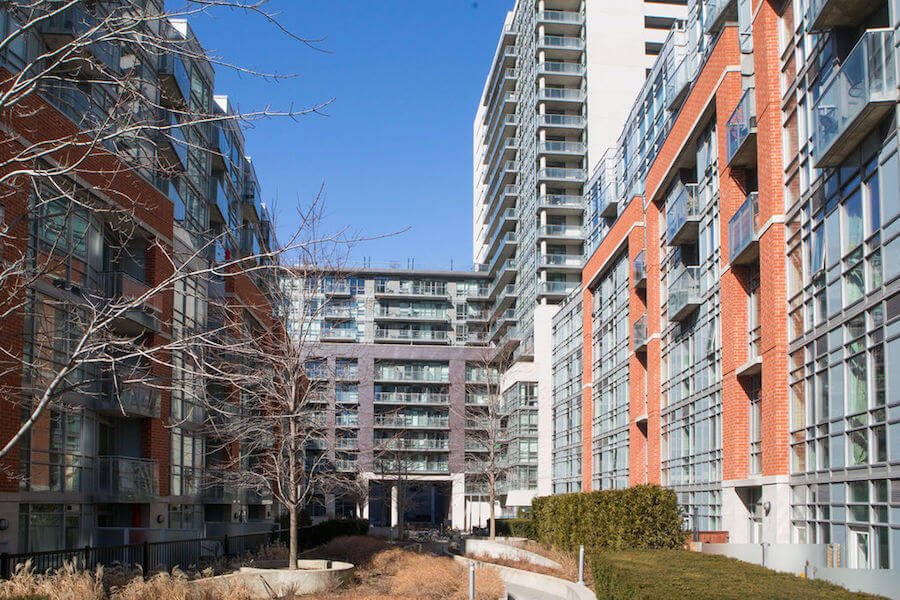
[
  {"xmin": 538, "ymin": 87, "xmax": 585, "ymax": 102},
  {"xmin": 812, "ymin": 29, "xmax": 897, "ymax": 168},
  {"xmin": 539, "ymin": 281, "xmax": 579, "ymax": 296},
  {"xmin": 374, "ymin": 328, "xmax": 449, "ymax": 343},
  {"xmin": 539, "ymin": 224, "xmax": 584, "ymax": 238},
  {"xmin": 729, "ymin": 192, "xmax": 760, "ymax": 265},
  {"xmin": 98, "ymin": 369, "xmax": 161, "ymax": 419},
  {"xmin": 726, "ymin": 88, "xmax": 757, "ymax": 166},
  {"xmin": 375, "ymin": 391, "xmax": 449, "ymax": 404},
  {"xmin": 102, "ymin": 271, "xmax": 163, "ymax": 333},
  {"xmin": 538, "ymin": 61, "xmax": 585, "ymax": 76},
  {"xmin": 373, "ymin": 415, "xmax": 449, "ymax": 428},
  {"xmin": 537, "ymin": 141, "xmax": 586, "ymax": 154},
  {"xmin": 539, "ymin": 114, "xmax": 585, "ymax": 128},
  {"xmin": 538, "ymin": 36, "xmax": 585, "ymax": 50},
  {"xmin": 538, "ymin": 10, "xmax": 584, "ymax": 24}
]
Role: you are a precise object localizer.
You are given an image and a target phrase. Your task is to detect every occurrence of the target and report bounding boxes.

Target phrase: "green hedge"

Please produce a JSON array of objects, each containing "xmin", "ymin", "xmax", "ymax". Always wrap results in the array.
[
  {"xmin": 299, "ymin": 518, "xmax": 369, "ymax": 549},
  {"xmin": 494, "ymin": 518, "xmax": 534, "ymax": 539},
  {"xmin": 591, "ymin": 550, "xmax": 886, "ymax": 600},
  {"xmin": 531, "ymin": 485, "xmax": 684, "ymax": 552}
]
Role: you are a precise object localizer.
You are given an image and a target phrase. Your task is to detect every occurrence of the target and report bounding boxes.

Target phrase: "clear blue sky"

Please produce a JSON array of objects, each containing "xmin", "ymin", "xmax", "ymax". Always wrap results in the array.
[{"xmin": 187, "ymin": 1, "xmax": 513, "ymax": 269}]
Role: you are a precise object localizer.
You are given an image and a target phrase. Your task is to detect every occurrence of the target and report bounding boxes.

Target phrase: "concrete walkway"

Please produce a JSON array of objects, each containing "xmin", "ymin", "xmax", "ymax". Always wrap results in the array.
[{"xmin": 505, "ymin": 581, "xmax": 567, "ymax": 600}]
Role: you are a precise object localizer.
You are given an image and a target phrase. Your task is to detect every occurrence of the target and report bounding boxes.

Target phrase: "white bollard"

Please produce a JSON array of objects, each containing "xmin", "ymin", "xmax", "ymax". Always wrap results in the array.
[
  {"xmin": 578, "ymin": 544, "xmax": 585, "ymax": 584},
  {"xmin": 469, "ymin": 562, "xmax": 475, "ymax": 600}
]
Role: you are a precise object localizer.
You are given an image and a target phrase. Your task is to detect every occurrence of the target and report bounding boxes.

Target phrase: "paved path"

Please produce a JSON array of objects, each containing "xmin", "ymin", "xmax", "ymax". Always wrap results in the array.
[{"xmin": 505, "ymin": 581, "xmax": 567, "ymax": 600}]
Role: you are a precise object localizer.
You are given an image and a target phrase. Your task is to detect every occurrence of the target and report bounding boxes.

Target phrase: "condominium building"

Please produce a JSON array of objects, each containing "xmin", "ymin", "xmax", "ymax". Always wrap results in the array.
[
  {"xmin": 0, "ymin": 5, "xmax": 275, "ymax": 553},
  {"xmin": 563, "ymin": 0, "xmax": 900, "ymax": 574},
  {"xmin": 473, "ymin": 0, "xmax": 687, "ymax": 507},
  {"xmin": 284, "ymin": 268, "xmax": 533, "ymax": 528}
]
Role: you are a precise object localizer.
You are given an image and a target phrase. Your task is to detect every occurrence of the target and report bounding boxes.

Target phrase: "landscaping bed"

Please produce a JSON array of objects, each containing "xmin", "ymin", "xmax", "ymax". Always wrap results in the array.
[{"xmin": 591, "ymin": 550, "xmax": 887, "ymax": 600}]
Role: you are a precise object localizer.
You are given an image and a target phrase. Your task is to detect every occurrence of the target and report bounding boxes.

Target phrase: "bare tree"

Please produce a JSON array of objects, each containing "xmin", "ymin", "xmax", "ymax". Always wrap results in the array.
[
  {"xmin": 461, "ymin": 343, "xmax": 514, "ymax": 539},
  {"xmin": 0, "ymin": 0, "xmax": 332, "ymax": 465}
]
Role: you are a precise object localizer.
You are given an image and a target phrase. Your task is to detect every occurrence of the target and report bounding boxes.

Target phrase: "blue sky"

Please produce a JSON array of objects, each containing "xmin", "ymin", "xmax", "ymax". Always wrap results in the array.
[{"xmin": 188, "ymin": 1, "xmax": 513, "ymax": 269}]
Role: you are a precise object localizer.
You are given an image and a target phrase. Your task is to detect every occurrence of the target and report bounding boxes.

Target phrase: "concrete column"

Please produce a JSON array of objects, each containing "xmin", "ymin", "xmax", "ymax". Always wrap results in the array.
[
  {"xmin": 390, "ymin": 485, "xmax": 399, "ymax": 527},
  {"xmin": 451, "ymin": 473, "xmax": 465, "ymax": 530}
]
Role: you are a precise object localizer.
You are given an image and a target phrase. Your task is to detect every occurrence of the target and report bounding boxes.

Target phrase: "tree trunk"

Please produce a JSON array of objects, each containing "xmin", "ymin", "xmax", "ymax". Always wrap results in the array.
[
  {"xmin": 489, "ymin": 473, "xmax": 496, "ymax": 540},
  {"xmin": 288, "ymin": 418, "xmax": 298, "ymax": 570}
]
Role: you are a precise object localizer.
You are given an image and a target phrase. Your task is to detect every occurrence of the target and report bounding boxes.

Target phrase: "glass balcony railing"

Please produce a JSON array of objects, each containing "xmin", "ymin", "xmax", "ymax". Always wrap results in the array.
[
  {"xmin": 539, "ymin": 194, "xmax": 582, "ymax": 208},
  {"xmin": 159, "ymin": 52, "xmax": 189, "ymax": 106},
  {"xmin": 665, "ymin": 183, "xmax": 700, "ymax": 245},
  {"xmin": 335, "ymin": 415, "xmax": 359, "ymax": 428},
  {"xmin": 375, "ymin": 391, "xmax": 449, "ymax": 404},
  {"xmin": 540, "ymin": 253, "xmax": 582, "ymax": 267},
  {"xmin": 539, "ymin": 224, "xmax": 584, "ymax": 238},
  {"xmin": 538, "ymin": 141, "xmax": 586, "ymax": 154},
  {"xmin": 538, "ymin": 36, "xmax": 585, "ymax": 50},
  {"xmin": 96, "ymin": 456, "xmax": 158, "ymax": 498},
  {"xmin": 729, "ymin": 192, "xmax": 760, "ymax": 265},
  {"xmin": 702, "ymin": 0, "xmax": 736, "ymax": 34},
  {"xmin": 375, "ymin": 306, "xmax": 450, "ymax": 320},
  {"xmin": 102, "ymin": 271, "xmax": 164, "ymax": 331},
  {"xmin": 374, "ymin": 414, "xmax": 449, "ymax": 428},
  {"xmin": 538, "ymin": 87, "xmax": 585, "ymax": 102},
  {"xmin": 376, "ymin": 438, "xmax": 450, "ymax": 451},
  {"xmin": 668, "ymin": 266, "xmax": 702, "ymax": 321},
  {"xmin": 633, "ymin": 314, "xmax": 648, "ymax": 352},
  {"xmin": 812, "ymin": 29, "xmax": 896, "ymax": 168},
  {"xmin": 539, "ymin": 62, "xmax": 585, "ymax": 76},
  {"xmin": 374, "ymin": 329, "xmax": 449, "ymax": 343},
  {"xmin": 726, "ymin": 87, "xmax": 757, "ymax": 166},
  {"xmin": 211, "ymin": 179, "xmax": 229, "ymax": 224},
  {"xmin": 665, "ymin": 57, "xmax": 691, "ymax": 110},
  {"xmin": 335, "ymin": 438, "xmax": 358, "ymax": 450},
  {"xmin": 539, "ymin": 114, "xmax": 585, "ymax": 128},
  {"xmin": 538, "ymin": 10, "xmax": 584, "ymax": 24},
  {"xmin": 98, "ymin": 368, "xmax": 161, "ymax": 419},
  {"xmin": 539, "ymin": 167, "xmax": 586, "ymax": 181},
  {"xmin": 633, "ymin": 250, "xmax": 647, "ymax": 288},
  {"xmin": 320, "ymin": 327, "xmax": 358, "ymax": 341},
  {"xmin": 539, "ymin": 281, "xmax": 579, "ymax": 296},
  {"xmin": 597, "ymin": 180, "xmax": 618, "ymax": 218},
  {"xmin": 374, "ymin": 366, "xmax": 449, "ymax": 382}
]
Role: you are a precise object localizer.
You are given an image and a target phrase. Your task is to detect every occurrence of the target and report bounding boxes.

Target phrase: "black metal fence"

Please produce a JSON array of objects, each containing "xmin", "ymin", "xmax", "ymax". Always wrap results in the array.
[{"xmin": 0, "ymin": 527, "xmax": 291, "ymax": 580}]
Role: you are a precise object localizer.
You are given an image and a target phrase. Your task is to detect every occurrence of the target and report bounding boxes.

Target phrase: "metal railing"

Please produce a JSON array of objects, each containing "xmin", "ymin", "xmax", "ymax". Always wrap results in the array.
[
  {"xmin": 375, "ymin": 391, "xmax": 449, "ymax": 404},
  {"xmin": 96, "ymin": 456, "xmax": 158, "ymax": 498},
  {"xmin": 665, "ymin": 183, "xmax": 700, "ymax": 245},
  {"xmin": 726, "ymin": 87, "xmax": 756, "ymax": 165},
  {"xmin": 729, "ymin": 192, "xmax": 759, "ymax": 264},
  {"xmin": 668, "ymin": 266, "xmax": 702, "ymax": 321},
  {"xmin": 633, "ymin": 250, "xmax": 647, "ymax": 287}
]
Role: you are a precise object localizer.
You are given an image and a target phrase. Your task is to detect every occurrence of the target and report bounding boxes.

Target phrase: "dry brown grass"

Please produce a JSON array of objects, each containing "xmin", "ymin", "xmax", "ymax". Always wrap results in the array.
[
  {"xmin": 465, "ymin": 539, "xmax": 595, "ymax": 590},
  {"xmin": 303, "ymin": 536, "xmax": 389, "ymax": 567},
  {"xmin": 298, "ymin": 546, "xmax": 503, "ymax": 600},
  {"xmin": 0, "ymin": 562, "xmax": 253, "ymax": 600},
  {"xmin": 465, "ymin": 552, "xmax": 572, "ymax": 581}
]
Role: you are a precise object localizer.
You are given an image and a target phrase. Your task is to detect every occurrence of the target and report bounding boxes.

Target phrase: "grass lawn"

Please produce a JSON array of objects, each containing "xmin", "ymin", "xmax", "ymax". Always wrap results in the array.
[{"xmin": 592, "ymin": 550, "xmax": 886, "ymax": 600}]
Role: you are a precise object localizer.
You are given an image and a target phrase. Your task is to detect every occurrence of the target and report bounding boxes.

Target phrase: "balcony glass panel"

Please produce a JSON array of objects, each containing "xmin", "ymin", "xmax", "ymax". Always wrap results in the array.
[
  {"xmin": 540, "ymin": 194, "xmax": 582, "ymax": 207},
  {"xmin": 633, "ymin": 250, "xmax": 647, "ymax": 287},
  {"xmin": 538, "ymin": 88, "xmax": 585, "ymax": 102},
  {"xmin": 539, "ymin": 36, "xmax": 585, "ymax": 50},
  {"xmin": 665, "ymin": 183, "xmax": 700, "ymax": 245},
  {"xmin": 539, "ymin": 62, "xmax": 584, "ymax": 76},
  {"xmin": 539, "ymin": 114, "xmax": 585, "ymax": 128},
  {"xmin": 633, "ymin": 315, "xmax": 648, "ymax": 351},
  {"xmin": 812, "ymin": 29, "xmax": 896, "ymax": 168},
  {"xmin": 539, "ymin": 224, "xmax": 583, "ymax": 238},
  {"xmin": 539, "ymin": 281, "xmax": 579, "ymax": 295},
  {"xmin": 668, "ymin": 266, "xmax": 702, "ymax": 321},
  {"xmin": 726, "ymin": 87, "xmax": 756, "ymax": 165},
  {"xmin": 729, "ymin": 192, "xmax": 759, "ymax": 264},
  {"xmin": 96, "ymin": 456, "xmax": 158, "ymax": 498},
  {"xmin": 538, "ymin": 10, "xmax": 584, "ymax": 24},
  {"xmin": 538, "ymin": 167, "xmax": 586, "ymax": 181},
  {"xmin": 374, "ymin": 328, "xmax": 449, "ymax": 342},
  {"xmin": 538, "ymin": 141, "xmax": 586, "ymax": 154}
]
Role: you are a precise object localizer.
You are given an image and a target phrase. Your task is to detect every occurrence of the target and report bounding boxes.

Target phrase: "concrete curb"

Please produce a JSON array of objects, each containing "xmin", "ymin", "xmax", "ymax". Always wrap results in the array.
[
  {"xmin": 189, "ymin": 559, "xmax": 354, "ymax": 598},
  {"xmin": 462, "ymin": 538, "xmax": 562, "ymax": 568},
  {"xmin": 453, "ymin": 555, "xmax": 596, "ymax": 600}
]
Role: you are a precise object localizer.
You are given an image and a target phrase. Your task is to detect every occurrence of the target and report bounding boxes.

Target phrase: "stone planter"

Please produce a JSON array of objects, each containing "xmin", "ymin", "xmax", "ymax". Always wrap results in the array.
[{"xmin": 190, "ymin": 559, "xmax": 354, "ymax": 598}]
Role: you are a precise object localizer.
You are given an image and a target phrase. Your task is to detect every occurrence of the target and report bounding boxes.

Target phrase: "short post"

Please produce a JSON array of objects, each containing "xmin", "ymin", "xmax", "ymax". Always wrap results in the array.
[
  {"xmin": 577, "ymin": 544, "xmax": 584, "ymax": 585},
  {"xmin": 468, "ymin": 561, "xmax": 475, "ymax": 600},
  {"xmin": 83, "ymin": 544, "xmax": 91, "ymax": 570},
  {"xmin": 1, "ymin": 552, "xmax": 10, "ymax": 580},
  {"xmin": 142, "ymin": 540, "xmax": 150, "ymax": 577}
]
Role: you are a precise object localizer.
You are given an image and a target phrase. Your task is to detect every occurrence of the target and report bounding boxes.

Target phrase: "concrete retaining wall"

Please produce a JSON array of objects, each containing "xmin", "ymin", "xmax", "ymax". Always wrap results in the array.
[
  {"xmin": 462, "ymin": 538, "xmax": 561, "ymax": 568},
  {"xmin": 454, "ymin": 555, "xmax": 594, "ymax": 600},
  {"xmin": 190, "ymin": 559, "xmax": 353, "ymax": 598}
]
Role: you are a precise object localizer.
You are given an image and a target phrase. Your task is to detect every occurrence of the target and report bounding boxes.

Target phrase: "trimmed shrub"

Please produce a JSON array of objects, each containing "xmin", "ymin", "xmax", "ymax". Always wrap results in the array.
[
  {"xmin": 531, "ymin": 485, "xmax": 684, "ymax": 552},
  {"xmin": 300, "ymin": 518, "xmax": 370, "ymax": 548},
  {"xmin": 591, "ymin": 550, "xmax": 886, "ymax": 600},
  {"xmin": 494, "ymin": 518, "xmax": 534, "ymax": 539}
]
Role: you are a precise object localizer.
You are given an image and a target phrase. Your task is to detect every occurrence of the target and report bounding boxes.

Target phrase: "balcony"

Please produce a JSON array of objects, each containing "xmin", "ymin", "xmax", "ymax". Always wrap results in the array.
[
  {"xmin": 539, "ymin": 194, "xmax": 582, "ymax": 210},
  {"xmin": 376, "ymin": 438, "xmax": 450, "ymax": 451},
  {"xmin": 537, "ymin": 141, "xmax": 586, "ymax": 156},
  {"xmin": 155, "ymin": 113, "xmax": 187, "ymax": 171},
  {"xmin": 812, "ymin": 29, "xmax": 897, "ymax": 168},
  {"xmin": 539, "ymin": 281, "xmax": 579, "ymax": 297},
  {"xmin": 374, "ymin": 367, "xmax": 449, "ymax": 383},
  {"xmin": 633, "ymin": 250, "xmax": 647, "ymax": 290},
  {"xmin": 335, "ymin": 414, "xmax": 359, "ymax": 428},
  {"xmin": 539, "ymin": 114, "xmax": 585, "ymax": 129},
  {"xmin": 374, "ymin": 282, "xmax": 448, "ymax": 299},
  {"xmin": 159, "ymin": 53, "xmax": 189, "ymax": 107},
  {"xmin": 97, "ymin": 369, "xmax": 161, "ymax": 419},
  {"xmin": 102, "ymin": 271, "xmax": 163, "ymax": 334},
  {"xmin": 373, "ymin": 414, "xmax": 449, "ymax": 429},
  {"xmin": 729, "ymin": 192, "xmax": 760, "ymax": 265},
  {"xmin": 806, "ymin": 0, "xmax": 885, "ymax": 31},
  {"xmin": 633, "ymin": 315, "xmax": 648, "ymax": 353},
  {"xmin": 323, "ymin": 305, "xmax": 354, "ymax": 320},
  {"xmin": 375, "ymin": 391, "xmax": 449, "ymax": 405},
  {"xmin": 668, "ymin": 266, "xmax": 702, "ymax": 321},
  {"xmin": 539, "ymin": 167, "xmax": 586, "ymax": 183},
  {"xmin": 40, "ymin": 6, "xmax": 121, "ymax": 73},
  {"xmin": 538, "ymin": 61, "xmax": 585, "ymax": 77},
  {"xmin": 666, "ymin": 57, "xmax": 691, "ymax": 110},
  {"xmin": 335, "ymin": 438, "xmax": 358, "ymax": 450},
  {"xmin": 320, "ymin": 327, "xmax": 358, "ymax": 342},
  {"xmin": 538, "ymin": 10, "xmax": 585, "ymax": 25},
  {"xmin": 538, "ymin": 36, "xmax": 585, "ymax": 51},
  {"xmin": 374, "ymin": 328, "xmax": 450, "ymax": 344},
  {"xmin": 375, "ymin": 306, "xmax": 450, "ymax": 321},
  {"xmin": 538, "ymin": 224, "xmax": 583, "ymax": 239},
  {"xmin": 210, "ymin": 179, "xmax": 229, "ymax": 225},
  {"xmin": 702, "ymin": 0, "xmax": 737, "ymax": 34},
  {"xmin": 95, "ymin": 456, "xmax": 159, "ymax": 499},
  {"xmin": 665, "ymin": 183, "xmax": 700, "ymax": 245},
  {"xmin": 539, "ymin": 253, "xmax": 582, "ymax": 268},
  {"xmin": 335, "ymin": 460, "xmax": 357, "ymax": 473},
  {"xmin": 726, "ymin": 88, "xmax": 757, "ymax": 167},
  {"xmin": 538, "ymin": 87, "xmax": 585, "ymax": 103},
  {"xmin": 597, "ymin": 180, "xmax": 618, "ymax": 218}
]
